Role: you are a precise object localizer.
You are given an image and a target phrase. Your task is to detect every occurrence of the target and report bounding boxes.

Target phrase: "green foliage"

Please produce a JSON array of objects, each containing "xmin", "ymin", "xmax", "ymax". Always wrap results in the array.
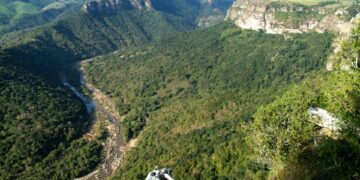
[
  {"xmin": 0, "ymin": 1, "xmax": 38, "ymax": 17},
  {"xmin": 270, "ymin": 0, "xmax": 360, "ymax": 25},
  {"xmin": 274, "ymin": 11, "xmax": 325, "ymax": 24},
  {"xmin": 1, "ymin": 10, "xmax": 194, "ymax": 60},
  {"xmin": 247, "ymin": 69, "xmax": 360, "ymax": 179},
  {"xmin": 85, "ymin": 22, "xmax": 332, "ymax": 141},
  {"xmin": 21, "ymin": 139, "xmax": 102, "ymax": 179},
  {"xmin": 0, "ymin": 6, "xmax": 200, "ymax": 179},
  {"xmin": 269, "ymin": 1, "xmax": 327, "ymax": 25},
  {"xmin": 0, "ymin": 0, "xmax": 57, "ymax": 8},
  {"xmin": 0, "ymin": 57, "xmax": 102, "ymax": 179},
  {"xmin": 244, "ymin": 27, "xmax": 360, "ymax": 179},
  {"xmin": 82, "ymin": 22, "xmax": 333, "ymax": 179},
  {"xmin": 248, "ymin": 84, "xmax": 318, "ymax": 179},
  {"xmin": 0, "ymin": 0, "xmax": 81, "ymax": 35},
  {"xmin": 0, "ymin": 0, "xmax": 59, "ymax": 29},
  {"xmin": 0, "ymin": 6, "xmax": 75, "ymax": 35},
  {"xmin": 346, "ymin": 3, "xmax": 360, "ymax": 21},
  {"xmin": 1, "ymin": 2, "xmax": 358, "ymax": 179},
  {"xmin": 322, "ymin": 70, "xmax": 360, "ymax": 135},
  {"xmin": 151, "ymin": 0, "xmax": 202, "ymax": 21},
  {"xmin": 0, "ymin": 0, "xmax": 230, "ymax": 35}
]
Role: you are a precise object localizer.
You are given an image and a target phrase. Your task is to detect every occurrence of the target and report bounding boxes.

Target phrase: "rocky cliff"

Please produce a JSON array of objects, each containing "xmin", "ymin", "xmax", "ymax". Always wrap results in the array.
[
  {"xmin": 227, "ymin": 0, "xmax": 360, "ymax": 34},
  {"xmin": 82, "ymin": 0, "xmax": 153, "ymax": 13}
]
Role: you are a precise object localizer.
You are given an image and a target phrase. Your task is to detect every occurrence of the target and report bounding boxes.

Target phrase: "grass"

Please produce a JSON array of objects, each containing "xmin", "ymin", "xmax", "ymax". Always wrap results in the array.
[
  {"xmin": 0, "ymin": 1, "xmax": 45, "ymax": 17},
  {"xmin": 0, "ymin": 5, "xmax": 11, "ymax": 15},
  {"xmin": 7, "ymin": 2, "xmax": 39, "ymax": 15}
]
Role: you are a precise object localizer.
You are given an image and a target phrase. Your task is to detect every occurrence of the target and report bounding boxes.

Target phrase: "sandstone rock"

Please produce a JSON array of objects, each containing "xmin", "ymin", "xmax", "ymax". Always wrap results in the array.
[
  {"xmin": 82, "ymin": 0, "xmax": 153, "ymax": 14},
  {"xmin": 227, "ymin": 0, "xmax": 360, "ymax": 34}
]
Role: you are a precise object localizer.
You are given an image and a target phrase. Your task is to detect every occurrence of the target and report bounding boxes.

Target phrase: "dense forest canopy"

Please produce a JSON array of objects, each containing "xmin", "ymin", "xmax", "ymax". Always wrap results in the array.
[
  {"xmin": 0, "ymin": 53, "xmax": 102, "ymax": 179},
  {"xmin": 0, "ymin": 0, "xmax": 359, "ymax": 179},
  {"xmin": 0, "ymin": 1, "xmax": 231, "ymax": 178},
  {"xmin": 111, "ymin": 23, "xmax": 359, "ymax": 179},
  {"xmin": 0, "ymin": 10, "xmax": 194, "ymax": 60},
  {"xmin": 80, "ymin": 22, "xmax": 343, "ymax": 179}
]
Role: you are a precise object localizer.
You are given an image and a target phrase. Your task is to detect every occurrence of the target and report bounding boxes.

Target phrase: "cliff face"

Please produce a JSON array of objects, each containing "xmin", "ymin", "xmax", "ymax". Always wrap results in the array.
[
  {"xmin": 227, "ymin": 0, "xmax": 360, "ymax": 34},
  {"xmin": 82, "ymin": 0, "xmax": 153, "ymax": 13}
]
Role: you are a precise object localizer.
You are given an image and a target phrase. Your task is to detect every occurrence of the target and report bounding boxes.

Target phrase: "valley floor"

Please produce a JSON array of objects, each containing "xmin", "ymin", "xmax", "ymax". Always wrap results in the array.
[{"xmin": 63, "ymin": 61, "xmax": 132, "ymax": 180}]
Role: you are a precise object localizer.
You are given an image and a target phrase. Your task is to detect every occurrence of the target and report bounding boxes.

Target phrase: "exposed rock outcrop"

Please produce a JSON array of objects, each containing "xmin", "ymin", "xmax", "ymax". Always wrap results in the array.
[
  {"xmin": 308, "ymin": 107, "xmax": 343, "ymax": 132},
  {"xmin": 227, "ymin": 0, "xmax": 360, "ymax": 34},
  {"xmin": 82, "ymin": 0, "xmax": 153, "ymax": 13}
]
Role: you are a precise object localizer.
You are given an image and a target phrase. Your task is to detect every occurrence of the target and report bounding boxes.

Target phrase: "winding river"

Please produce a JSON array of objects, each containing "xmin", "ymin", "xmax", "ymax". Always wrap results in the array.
[{"xmin": 61, "ymin": 63, "xmax": 126, "ymax": 180}]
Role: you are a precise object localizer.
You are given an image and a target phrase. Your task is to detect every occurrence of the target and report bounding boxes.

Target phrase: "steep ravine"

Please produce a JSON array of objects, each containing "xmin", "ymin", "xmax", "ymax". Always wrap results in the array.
[{"xmin": 61, "ymin": 61, "xmax": 128, "ymax": 180}]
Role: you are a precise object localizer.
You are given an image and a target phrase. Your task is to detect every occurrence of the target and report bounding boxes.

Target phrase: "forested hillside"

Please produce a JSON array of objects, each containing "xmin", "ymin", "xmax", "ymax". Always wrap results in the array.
[
  {"xmin": 246, "ymin": 25, "xmax": 360, "ymax": 178},
  {"xmin": 0, "ymin": 1, "xmax": 231, "ymax": 178},
  {"xmin": 145, "ymin": 0, "xmax": 233, "ymax": 27},
  {"xmin": 1, "ymin": 0, "xmax": 359, "ymax": 179},
  {"xmin": 0, "ymin": 0, "xmax": 81, "ymax": 34},
  {"xmin": 82, "ymin": 22, "xmax": 335, "ymax": 179},
  {"xmin": 247, "ymin": 70, "xmax": 360, "ymax": 179},
  {"xmin": 0, "ymin": 52, "xmax": 102, "ymax": 179},
  {"xmin": 1, "ymin": 10, "xmax": 193, "ymax": 62}
]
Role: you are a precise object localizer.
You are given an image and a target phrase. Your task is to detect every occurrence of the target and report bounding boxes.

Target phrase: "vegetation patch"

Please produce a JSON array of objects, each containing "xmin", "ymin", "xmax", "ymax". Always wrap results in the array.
[{"xmin": 82, "ymin": 22, "xmax": 335, "ymax": 178}]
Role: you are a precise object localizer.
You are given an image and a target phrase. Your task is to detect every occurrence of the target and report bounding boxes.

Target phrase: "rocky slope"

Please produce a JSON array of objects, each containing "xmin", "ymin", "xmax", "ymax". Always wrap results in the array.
[
  {"xmin": 82, "ymin": 0, "xmax": 153, "ymax": 13},
  {"xmin": 227, "ymin": 0, "xmax": 360, "ymax": 34}
]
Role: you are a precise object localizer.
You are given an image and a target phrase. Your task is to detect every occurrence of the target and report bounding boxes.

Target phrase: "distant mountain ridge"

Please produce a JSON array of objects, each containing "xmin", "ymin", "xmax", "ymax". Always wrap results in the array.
[
  {"xmin": 0, "ymin": 0, "xmax": 82, "ymax": 35},
  {"xmin": 81, "ymin": 0, "xmax": 234, "ymax": 28},
  {"xmin": 82, "ymin": 0, "xmax": 233, "ymax": 16},
  {"xmin": 81, "ymin": 0, "xmax": 233, "ymax": 12}
]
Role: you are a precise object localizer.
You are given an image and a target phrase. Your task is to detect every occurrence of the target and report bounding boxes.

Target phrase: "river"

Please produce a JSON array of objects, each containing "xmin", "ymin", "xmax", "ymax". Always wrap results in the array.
[{"xmin": 60, "ymin": 63, "xmax": 126, "ymax": 180}]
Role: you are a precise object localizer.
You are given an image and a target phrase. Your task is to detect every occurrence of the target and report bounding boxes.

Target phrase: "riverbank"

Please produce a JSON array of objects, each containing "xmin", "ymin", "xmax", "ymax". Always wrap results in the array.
[{"xmin": 62, "ymin": 61, "xmax": 127, "ymax": 180}]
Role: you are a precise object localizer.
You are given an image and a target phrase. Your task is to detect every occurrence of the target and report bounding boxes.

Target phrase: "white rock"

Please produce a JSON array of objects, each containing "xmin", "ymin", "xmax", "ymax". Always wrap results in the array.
[{"xmin": 307, "ymin": 107, "xmax": 343, "ymax": 131}]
